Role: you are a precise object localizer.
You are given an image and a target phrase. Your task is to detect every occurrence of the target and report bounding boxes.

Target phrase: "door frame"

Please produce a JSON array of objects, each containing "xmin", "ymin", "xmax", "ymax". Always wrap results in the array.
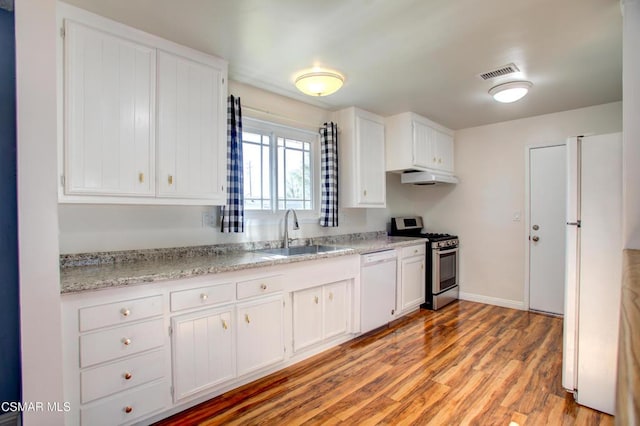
[{"xmin": 523, "ymin": 142, "xmax": 566, "ymax": 311}]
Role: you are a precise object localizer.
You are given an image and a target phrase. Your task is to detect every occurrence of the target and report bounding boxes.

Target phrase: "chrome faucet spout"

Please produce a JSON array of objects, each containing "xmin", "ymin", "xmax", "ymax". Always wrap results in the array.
[{"xmin": 283, "ymin": 209, "xmax": 299, "ymax": 248}]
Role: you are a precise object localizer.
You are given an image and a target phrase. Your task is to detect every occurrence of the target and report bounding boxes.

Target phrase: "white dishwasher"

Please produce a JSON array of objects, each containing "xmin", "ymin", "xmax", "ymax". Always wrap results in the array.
[{"xmin": 360, "ymin": 250, "xmax": 397, "ymax": 333}]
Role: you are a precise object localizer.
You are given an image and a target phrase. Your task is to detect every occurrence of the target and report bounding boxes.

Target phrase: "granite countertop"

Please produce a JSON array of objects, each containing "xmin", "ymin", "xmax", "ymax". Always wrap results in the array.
[{"xmin": 60, "ymin": 235, "xmax": 424, "ymax": 294}]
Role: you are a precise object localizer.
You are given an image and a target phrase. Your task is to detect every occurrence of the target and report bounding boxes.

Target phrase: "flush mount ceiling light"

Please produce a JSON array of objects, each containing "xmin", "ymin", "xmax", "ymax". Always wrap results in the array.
[
  {"xmin": 489, "ymin": 81, "xmax": 533, "ymax": 103},
  {"xmin": 294, "ymin": 70, "xmax": 344, "ymax": 97}
]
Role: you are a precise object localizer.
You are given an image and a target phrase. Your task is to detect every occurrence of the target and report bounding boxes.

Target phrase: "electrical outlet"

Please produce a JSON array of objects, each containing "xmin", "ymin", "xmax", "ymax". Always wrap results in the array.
[{"xmin": 202, "ymin": 212, "xmax": 212, "ymax": 228}]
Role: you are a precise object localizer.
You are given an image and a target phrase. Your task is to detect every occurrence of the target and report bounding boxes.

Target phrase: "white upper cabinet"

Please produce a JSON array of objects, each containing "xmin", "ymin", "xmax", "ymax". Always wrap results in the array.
[
  {"xmin": 157, "ymin": 51, "xmax": 227, "ymax": 203},
  {"xmin": 64, "ymin": 21, "xmax": 156, "ymax": 197},
  {"xmin": 335, "ymin": 107, "xmax": 386, "ymax": 208},
  {"xmin": 385, "ymin": 112, "xmax": 455, "ymax": 175},
  {"xmin": 59, "ymin": 5, "xmax": 228, "ymax": 205}
]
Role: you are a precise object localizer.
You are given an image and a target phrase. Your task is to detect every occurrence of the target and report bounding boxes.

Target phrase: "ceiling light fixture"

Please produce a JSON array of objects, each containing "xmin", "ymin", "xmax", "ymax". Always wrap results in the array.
[
  {"xmin": 294, "ymin": 70, "xmax": 344, "ymax": 97},
  {"xmin": 489, "ymin": 81, "xmax": 533, "ymax": 103}
]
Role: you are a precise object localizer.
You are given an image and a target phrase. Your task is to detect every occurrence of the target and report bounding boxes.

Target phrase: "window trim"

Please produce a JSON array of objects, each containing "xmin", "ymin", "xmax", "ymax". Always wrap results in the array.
[{"xmin": 242, "ymin": 117, "xmax": 320, "ymax": 220}]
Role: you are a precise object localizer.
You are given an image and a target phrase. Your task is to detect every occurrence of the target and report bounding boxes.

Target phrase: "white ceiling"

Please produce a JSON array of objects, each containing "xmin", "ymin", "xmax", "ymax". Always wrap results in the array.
[{"xmin": 61, "ymin": 0, "xmax": 622, "ymax": 130}]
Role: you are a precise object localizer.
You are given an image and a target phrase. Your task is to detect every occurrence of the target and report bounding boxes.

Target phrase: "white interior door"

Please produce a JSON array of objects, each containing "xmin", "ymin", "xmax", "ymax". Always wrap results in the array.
[{"xmin": 529, "ymin": 145, "xmax": 567, "ymax": 314}]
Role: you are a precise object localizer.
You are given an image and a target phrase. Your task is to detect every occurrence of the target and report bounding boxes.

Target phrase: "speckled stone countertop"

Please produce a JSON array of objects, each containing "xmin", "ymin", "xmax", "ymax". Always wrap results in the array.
[{"xmin": 60, "ymin": 234, "xmax": 424, "ymax": 294}]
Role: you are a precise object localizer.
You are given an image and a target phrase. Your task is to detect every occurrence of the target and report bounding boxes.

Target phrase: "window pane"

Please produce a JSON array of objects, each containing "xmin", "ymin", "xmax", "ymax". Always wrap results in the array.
[
  {"xmin": 286, "ymin": 139, "xmax": 303, "ymax": 150},
  {"xmin": 242, "ymin": 120, "xmax": 314, "ymax": 212},
  {"xmin": 243, "ymin": 131, "xmax": 270, "ymax": 210}
]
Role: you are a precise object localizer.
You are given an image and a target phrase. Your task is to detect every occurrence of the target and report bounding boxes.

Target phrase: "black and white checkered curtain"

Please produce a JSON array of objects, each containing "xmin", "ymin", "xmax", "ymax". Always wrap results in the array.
[
  {"xmin": 319, "ymin": 122, "xmax": 339, "ymax": 227},
  {"xmin": 221, "ymin": 95, "xmax": 244, "ymax": 233}
]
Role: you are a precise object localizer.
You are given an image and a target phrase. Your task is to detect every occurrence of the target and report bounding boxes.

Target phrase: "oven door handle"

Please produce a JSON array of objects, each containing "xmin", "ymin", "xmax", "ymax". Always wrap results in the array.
[{"xmin": 435, "ymin": 247, "xmax": 458, "ymax": 255}]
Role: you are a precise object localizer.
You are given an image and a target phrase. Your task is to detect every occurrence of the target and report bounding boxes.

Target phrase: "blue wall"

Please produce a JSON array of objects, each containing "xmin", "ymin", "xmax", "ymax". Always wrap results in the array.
[{"xmin": 0, "ymin": 8, "xmax": 21, "ymax": 409}]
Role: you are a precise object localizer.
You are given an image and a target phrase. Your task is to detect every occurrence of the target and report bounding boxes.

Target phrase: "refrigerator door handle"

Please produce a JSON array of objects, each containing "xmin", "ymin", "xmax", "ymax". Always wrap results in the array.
[{"xmin": 566, "ymin": 220, "xmax": 581, "ymax": 227}]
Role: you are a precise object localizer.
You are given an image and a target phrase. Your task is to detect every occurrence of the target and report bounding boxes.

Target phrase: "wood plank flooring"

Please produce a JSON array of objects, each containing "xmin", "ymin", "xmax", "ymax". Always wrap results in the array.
[{"xmin": 154, "ymin": 301, "xmax": 613, "ymax": 425}]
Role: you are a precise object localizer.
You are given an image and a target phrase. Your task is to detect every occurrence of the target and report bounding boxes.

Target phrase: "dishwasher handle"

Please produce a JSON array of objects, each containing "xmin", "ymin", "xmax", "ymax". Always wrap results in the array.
[{"xmin": 361, "ymin": 250, "xmax": 397, "ymax": 266}]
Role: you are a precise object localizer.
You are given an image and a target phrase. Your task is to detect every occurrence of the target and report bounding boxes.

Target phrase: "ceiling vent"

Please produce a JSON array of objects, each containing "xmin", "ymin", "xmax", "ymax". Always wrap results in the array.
[{"xmin": 478, "ymin": 63, "xmax": 520, "ymax": 81}]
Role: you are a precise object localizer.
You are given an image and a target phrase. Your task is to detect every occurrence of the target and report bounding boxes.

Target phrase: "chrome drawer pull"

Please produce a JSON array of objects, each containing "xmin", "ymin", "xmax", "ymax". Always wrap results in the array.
[
  {"xmin": 245, "ymin": 314, "xmax": 251, "ymax": 324},
  {"xmin": 222, "ymin": 319, "xmax": 228, "ymax": 330}
]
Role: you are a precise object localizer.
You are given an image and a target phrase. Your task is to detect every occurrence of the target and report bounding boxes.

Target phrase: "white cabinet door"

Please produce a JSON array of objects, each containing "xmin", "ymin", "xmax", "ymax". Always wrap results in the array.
[
  {"xmin": 400, "ymin": 256, "xmax": 425, "ymax": 312},
  {"xmin": 412, "ymin": 120, "xmax": 433, "ymax": 169},
  {"xmin": 64, "ymin": 21, "xmax": 156, "ymax": 196},
  {"xmin": 337, "ymin": 107, "xmax": 386, "ymax": 208},
  {"xmin": 157, "ymin": 50, "xmax": 227, "ymax": 203},
  {"xmin": 292, "ymin": 287, "xmax": 323, "ymax": 352},
  {"xmin": 433, "ymin": 130, "xmax": 454, "ymax": 173},
  {"xmin": 323, "ymin": 281, "xmax": 348, "ymax": 339},
  {"xmin": 356, "ymin": 115, "xmax": 386, "ymax": 207},
  {"xmin": 236, "ymin": 295, "xmax": 285, "ymax": 377},
  {"xmin": 172, "ymin": 308, "xmax": 235, "ymax": 401}
]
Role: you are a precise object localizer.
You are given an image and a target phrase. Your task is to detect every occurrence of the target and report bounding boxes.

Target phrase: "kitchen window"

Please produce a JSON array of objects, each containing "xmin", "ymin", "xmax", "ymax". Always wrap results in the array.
[{"xmin": 242, "ymin": 118, "xmax": 317, "ymax": 212}]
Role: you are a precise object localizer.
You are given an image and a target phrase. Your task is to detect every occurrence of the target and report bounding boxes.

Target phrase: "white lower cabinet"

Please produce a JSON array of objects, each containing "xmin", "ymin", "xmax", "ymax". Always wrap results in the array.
[
  {"xmin": 171, "ymin": 307, "xmax": 235, "ymax": 401},
  {"xmin": 293, "ymin": 280, "xmax": 350, "ymax": 353},
  {"xmin": 62, "ymin": 291, "xmax": 170, "ymax": 426},
  {"xmin": 236, "ymin": 294, "xmax": 285, "ymax": 376},
  {"xmin": 323, "ymin": 281, "xmax": 349, "ymax": 339},
  {"xmin": 63, "ymin": 255, "xmax": 361, "ymax": 425},
  {"xmin": 398, "ymin": 244, "xmax": 426, "ymax": 314}
]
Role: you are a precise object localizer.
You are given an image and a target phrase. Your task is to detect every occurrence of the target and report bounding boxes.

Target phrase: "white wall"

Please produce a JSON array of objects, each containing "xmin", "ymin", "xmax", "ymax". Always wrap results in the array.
[
  {"xmin": 622, "ymin": 0, "xmax": 640, "ymax": 249},
  {"xmin": 15, "ymin": 0, "xmax": 65, "ymax": 424},
  {"xmin": 387, "ymin": 102, "xmax": 622, "ymax": 306},
  {"xmin": 58, "ymin": 81, "xmax": 388, "ymax": 254}
]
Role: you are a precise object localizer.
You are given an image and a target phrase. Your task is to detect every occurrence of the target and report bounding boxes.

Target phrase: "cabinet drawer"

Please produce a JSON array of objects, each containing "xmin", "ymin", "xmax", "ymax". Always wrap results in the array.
[
  {"xmin": 79, "ymin": 295, "xmax": 163, "ymax": 332},
  {"xmin": 170, "ymin": 282, "xmax": 234, "ymax": 312},
  {"xmin": 237, "ymin": 275, "xmax": 283, "ymax": 300},
  {"xmin": 401, "ymin": 244, "xmax": 426, "ymax": 258},
  {"xmin": 80, "ymin": 350, "xmax": 165, "ymax": 403},
  {"xmin": 80, "ymin": 319, "xmax": 164, "ymax": 368},
  {"xmin": 80, "ymin": 380, "xmax": 168, "ymax": 426}
]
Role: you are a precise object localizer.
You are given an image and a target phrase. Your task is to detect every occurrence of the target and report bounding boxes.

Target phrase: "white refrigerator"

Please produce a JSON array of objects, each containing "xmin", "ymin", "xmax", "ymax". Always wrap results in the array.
[{"xmin": 562, "ymin": 133, "xmax": 622, "ymax": 415}]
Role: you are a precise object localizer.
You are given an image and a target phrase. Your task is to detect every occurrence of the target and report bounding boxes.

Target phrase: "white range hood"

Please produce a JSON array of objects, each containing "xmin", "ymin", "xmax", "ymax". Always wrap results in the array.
[{"xmin": 400, "ymin": 171, "xmax": 459, "ymax": 185}]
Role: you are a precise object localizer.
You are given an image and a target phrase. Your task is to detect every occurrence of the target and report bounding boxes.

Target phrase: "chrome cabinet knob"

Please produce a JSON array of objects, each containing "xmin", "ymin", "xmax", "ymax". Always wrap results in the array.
[
  {"xmin": 532, "ymin": 236, "xmax": 540, "ymax": 242},
  {"xmin": 124, "ymin": 372, "xmax": 132, "ymax": 380},
  {"xmin": 124, "ymin": 406, "xmax": 133, "ymax": 414},
  {"xmin": 120, "ymin": 308, "xmax": 130, "ymax": 317},
  {"xmin": 260, "ymin": 283, "xmax": 267, "ymax": 290},
  {"xmin": 200, "ymin": 293, "xmax": 208, "ymax": 301},
  {"xmin": 122, "ymin": 338, "xmax": 132, "ymax": 346},
  {"xmin": 532, "ymin": 224, "xmax": 539, "ymax": 230}
]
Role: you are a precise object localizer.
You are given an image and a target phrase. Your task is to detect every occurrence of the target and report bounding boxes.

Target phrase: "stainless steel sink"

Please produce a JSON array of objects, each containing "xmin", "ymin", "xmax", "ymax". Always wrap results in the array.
[{"xmin": 255, "ymin": 245, "xmax": 346, "ymax": 258}]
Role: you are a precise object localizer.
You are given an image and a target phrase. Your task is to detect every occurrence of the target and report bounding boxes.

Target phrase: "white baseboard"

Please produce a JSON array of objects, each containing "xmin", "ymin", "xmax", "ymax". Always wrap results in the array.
[{"xmin": 459, "ymin": 292, "xmax": 526, "ymax": 311}]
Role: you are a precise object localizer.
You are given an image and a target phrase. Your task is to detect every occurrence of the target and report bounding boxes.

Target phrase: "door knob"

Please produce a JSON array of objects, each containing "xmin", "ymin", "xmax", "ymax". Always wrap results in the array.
[
  {"xmin": 532, "ymin": 236, "xmax": 540, "ymax": 242},
  {"xmin": 532, "ymin": 224, "xmax": 539, "ymax": 230}
]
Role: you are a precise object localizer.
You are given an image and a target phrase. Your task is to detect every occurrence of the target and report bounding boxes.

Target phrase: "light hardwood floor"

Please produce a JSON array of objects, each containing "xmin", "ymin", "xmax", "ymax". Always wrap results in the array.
[{"xmin": 155, "ymin": 301, "xmax": 614, "ymax": 425}]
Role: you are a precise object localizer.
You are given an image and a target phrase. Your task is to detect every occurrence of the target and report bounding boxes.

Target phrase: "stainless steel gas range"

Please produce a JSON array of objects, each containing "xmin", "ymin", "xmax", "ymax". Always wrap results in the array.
[{"xmin": 390, "ymin": 216, "xmax": 459, "ymax": 310}]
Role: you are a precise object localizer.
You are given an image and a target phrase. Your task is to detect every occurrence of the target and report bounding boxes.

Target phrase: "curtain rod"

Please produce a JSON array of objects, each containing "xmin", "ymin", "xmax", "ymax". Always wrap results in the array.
[{"xmin": 242, "ymin": 105, "xmax": 326, "ymax": 131}]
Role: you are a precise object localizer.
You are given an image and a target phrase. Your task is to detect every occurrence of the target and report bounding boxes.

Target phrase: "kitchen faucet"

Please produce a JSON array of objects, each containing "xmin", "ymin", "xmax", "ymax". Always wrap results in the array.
[{"xmin": 283, "ymin": 209, "xmax": 299, "ymax": 248}]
